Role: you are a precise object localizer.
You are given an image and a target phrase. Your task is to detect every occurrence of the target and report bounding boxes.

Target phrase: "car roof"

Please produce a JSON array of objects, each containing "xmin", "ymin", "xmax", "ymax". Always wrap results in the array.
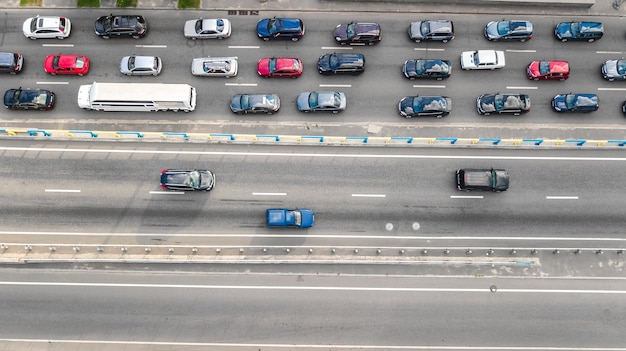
[
  {"xmin": 428, "ymin": 20, "xmax": 453, "ymax": 33},
  {"xmin": 38, "ymin": 16, "xmax": 63, "ymax": 29},
  {"xmin": 131, "ymin": 55, "xmax": 157, "ymax": 67}
]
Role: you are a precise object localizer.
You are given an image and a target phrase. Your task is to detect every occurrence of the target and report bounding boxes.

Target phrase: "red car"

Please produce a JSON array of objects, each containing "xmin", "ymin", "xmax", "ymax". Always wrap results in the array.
[
  {"xmin": 526, "ymin": 60, "xmax": 569, "ymax": 81},
  {"xmin": 44, "ymin": 54, "xmax": 90, "ymax": 76},
  {"xmin": 257, "ymin": 57, "xmax": 302, "ymax": 78}
]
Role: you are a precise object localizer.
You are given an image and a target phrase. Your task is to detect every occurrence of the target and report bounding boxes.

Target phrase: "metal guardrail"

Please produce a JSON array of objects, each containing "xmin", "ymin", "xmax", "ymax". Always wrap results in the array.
[{"xmin": 2, "ymin": 128, "xmax": 626, "ymax": 148}]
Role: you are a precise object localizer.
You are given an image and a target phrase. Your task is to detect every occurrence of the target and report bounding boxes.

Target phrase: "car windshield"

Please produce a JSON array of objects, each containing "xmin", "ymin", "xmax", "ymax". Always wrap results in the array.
[
  {"xmin": 188, "ymin": 171, "xmax": 201, "ymax": 189},
  {"xmin": 617, "ymin": 60, "xmax": 626, "ymax": 75},
  {"xmin": 420, "ymin": 21, "xmax": 430, "ymax": 35},
  {"xmin": 268, "ymin": 58, "xmax": 277, "ymax": 72},
  {"xmin": 346, "ymin": 23, "xmax": 356, "ymax": 38},
  {"xmin": 308, "ymin": 92, "xmax": 319, "ymax": 108},
  {"xmin": 565, "ymin": 94, "xmax": 577, "ymax": 109},
  {"xmin": 240, "ymin": 95, "xmax": 250, "ymax": 110},
  {"xmin": 102, "ymin": 17, "xmax": 112, "ymax": 31},
  {"xmin": 497, "ymin": 21, "xmax": 510, "ymax": 35},
  {"xmin": 195, "ymin": 19, "xmax": 203, "ymax": 33},
  {"xmin": 329, "ymin": 54, "xmax": 339, "ymax": 69},
  {"xmin": 414, "ymin": 60, "xmax": 426, "ymax": 74},
  {"xmin": 268, "ymin": 18, "xmax": 278, "ymax": 34},
  {"xmin": 128, "ymin": 56, "xmax": 136, "ymax": 69},
  {"xmin": 569, "ymin": 22, "xmax": 580, "ymax": 36},
  {"xmin": 30, "ymin": 18, "xmax": 37, "ymax": 32},
  {"xmin": 539, "ymin": 61, "xmax": 551, "ymax": 75},
  {"xmin": 293, "ymin": 210, "xmax": 302, "ymax": 226}
]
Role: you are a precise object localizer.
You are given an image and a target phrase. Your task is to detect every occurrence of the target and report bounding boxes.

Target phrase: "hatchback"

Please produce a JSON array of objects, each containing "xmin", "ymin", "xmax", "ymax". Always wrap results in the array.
[
  {"xmin": 526, "ymin": 60, "xmax": 569, "ymax": 80},
  {"xmin": 334, "ymin": 22, "xmax": 381, "ymax": 45},
  {"xmin": 44, "ymin": 54, "xmax": 90, "ymax": 76},
  {"xmin": 23, "ymin": 15, "xmax": 71, "ymax": 39},
  {"xmin": 601, "ymin": 59, "xmax": 626, "ymax": 81},
  {"xmin": 230, "ymin": 94, "xmax": 280, "ymax": 114},
  {"xmin": 484, "ymin": 20, "xmax": 533, "ymax": 42},
  {"xmin": 160, "ymin": 169, "xmax": 215, "ymax": 191},
  {"xmin": 408, "ymin": 20, "xmax": 454, "ymax": 43},
  {"xmin": 120, "ymin": 55, "xmax": 162, "ymax": 76},
  {"xmin": 403, "ymin": 59, "xmax": 451, "ymax": 80},
  {"xmin": 0, "ymin": 52, "xmax": 24, "ymax": 74},
  {"xmin": 551, "ymin": 93, "xmax": 598, "ymax": 113},
  {"xmin": 256, "ymin": 17, "xmax": 304, "ymax": 41},
  {"xmin": 297, "ymin": 91, "xmax": 347, "ymax": 113},
  {"xmin": 4, "ymin": 88, "xmax": 55, "ymax": 110},
  {"xmin": 257, "ymin": 57, "xmax": 302, "ymax": 78},
  {"xmin": 476, "ymin": 93, "xmax": 530, "ymax": 115},
  {"xmin": 318, "ymin": 53, "xmax": 365, "ymax": 75}
]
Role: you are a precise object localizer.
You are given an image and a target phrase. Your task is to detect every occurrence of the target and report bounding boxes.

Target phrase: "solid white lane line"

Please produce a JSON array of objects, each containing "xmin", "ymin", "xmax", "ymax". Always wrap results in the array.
[
  {"xmin": 319, "ymin": 84, "xmax": 351, "ymax": 88},
  {"xmin": 45, "ymin": 189, "xmax": 80, "ymax": 193},
  {"xmin": 149, "ymin": 191, "xmax": 184, "ymax": 195},
  {"xmin": 597, "ymin": 51, "xmax": 623, "ymax": 54},
  {"xmin": 352, "ymin": 194, "xmax": 386, "ymax": 198},
  {"xmin": 546, "ymin": 196, "xmax": 578, "ymax": 200},
  {"xmin": 413, "ymin": 85, "xmax": 445, "ymax": 88},
  {"xmin": 450, "ymin": 195, "xmax": 483, "ymax": 199},
  {"xmin": 598, "ymin": 87, "xmax": 626, "ymax": 91},
  {"xmin": 228, "ymin": 46, "xmax": 260, "ymax": 49},
  {"xmin": 506, "ymin": 86, "xmax": 537, "ymax": 90},
  {"xmin": 36, "ymin": 81, "xmax": 69, "ymax": 85},
  {"xmin": 253, "ymin": 192, "xmax": 286, "ymax": 196}
]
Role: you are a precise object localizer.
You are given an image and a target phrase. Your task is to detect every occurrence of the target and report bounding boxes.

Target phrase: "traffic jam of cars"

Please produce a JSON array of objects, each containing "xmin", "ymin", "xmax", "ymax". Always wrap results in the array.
[{"xmin": 1, "ymin": 15, "xmax": 616, "ymax": 115}]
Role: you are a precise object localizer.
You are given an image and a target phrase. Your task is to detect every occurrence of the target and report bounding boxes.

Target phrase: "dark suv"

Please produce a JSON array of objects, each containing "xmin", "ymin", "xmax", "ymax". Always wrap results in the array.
[
  {"xmin": 554, "ymin": 21, "xmax": 603, "ymax": 42},
  {"xmin": 94, "ymin": 14, "xmax": 147, "ymax": 39},
  {"xmin": 160, "ymin": 169, "xmax": 215, "ymax": 191},
  {"xmin": 256, "ymin": 17, "xmax": 305, "ymax": 41},
  {"xmin": 334, "ymin": 22, "xmax": 381, "ymax": 45},
  {"xmin": 0, "ymin": 52, "xmax": 23, "ymax": 74},
  {"xmin": 408, "ymin": 20, "xmax": 454, "ymax": 43},
  {"xmin": 318, "ymin": 53, "xmax": 365, "ymax": 75}
]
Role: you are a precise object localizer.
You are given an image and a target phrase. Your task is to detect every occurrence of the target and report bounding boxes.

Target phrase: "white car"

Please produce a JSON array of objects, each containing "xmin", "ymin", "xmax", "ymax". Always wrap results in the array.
[
  {"xmin": 191, "ymin": 57, "xmax": 238, "ymax": 77},
  {"xmin": 184, "ymin": 18, "xmax": 231, "ymax": 39},
  {"xmin": 460, "ymin": 50, "xmax": 505, "ymax": 70},
  {"xmin": 120, "ymin": 55, "xmax": 162, "ymax": 76},
  {"xmin": 23, "ymin": 15, "xmax": 71, "ymax": 39}
]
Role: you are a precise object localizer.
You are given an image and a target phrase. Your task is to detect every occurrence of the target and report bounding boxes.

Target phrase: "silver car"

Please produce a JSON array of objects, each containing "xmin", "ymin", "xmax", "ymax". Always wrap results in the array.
[
  {"xmin": 184, "ymin": 18, "xmax": 231, "ymax": 39},
  {"xmin": 297, "ymin": 91, "xmax": 347, "ymax": 114},
  {"xmin": 120, "ymin": 55, "xmax": 162, "ymax": 76},
  {"xmin": 191, "ymin": 57, "xmax": 238, "ymax": 77}
]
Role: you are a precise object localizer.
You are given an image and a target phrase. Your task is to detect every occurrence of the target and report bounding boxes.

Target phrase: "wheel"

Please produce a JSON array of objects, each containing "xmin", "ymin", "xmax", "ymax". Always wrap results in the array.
[
  {"xmin": 102, "ymin": 35, "xmax": 110, "ymax": 39},
  {"xmin": 263, "ymin": 37, "xmax": 269, "ymax": 41},
  {"xmin": 414, "ymin": 39, "xmax": 421, "ymax": 43},
  {"xmin": 291, "ymin": 37, "xmax": 299, "ymax": 42},
  {"xmin": 588, "ymin": 38, "xmax": 595, "ymax": 42},
  {"xmin": 442, "ymin": 39, "xmax": 448, "ymax": 43},
  {"xmin": 132, "ymin": 35, "xmax": 140, "ymax": 39},
  {"xmin": 534, "ymin": 78, "xmax": 539, "ymax": 81},
  {"xmin": 29, "ymin": 37, "xmax": 36, "ymax": 40},
  {"xmin": 561, "ymin": 38, "xmax": 567, "ymax": 42},
  {"xmin": 191, "ymin": 37, "xmax": 196, "ymax": 40},
  {"xmin": 57, "ymin": 36, "xmax": 65, "ymax": 40},
  {"xmin": 50, "ymin": 72, "xmax": 56, "ymax": 76},
  {"xmin": 520, "ymin": 38, "xmax": 526, "ymax": 42}
]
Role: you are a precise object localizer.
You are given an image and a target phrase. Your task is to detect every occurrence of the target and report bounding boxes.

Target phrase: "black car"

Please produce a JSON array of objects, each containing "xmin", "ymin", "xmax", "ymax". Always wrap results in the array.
[
  {"xmin": 476, "ymin": 93, "xmax": 530, "ymax": 116},
  {"xmin": 554, "ymin": 21, "xmax": 603, "ymax": 42},
  {"xmin": 256, "ymin": 17, "xmax": 304, "ymax": 41},
  {"xmin": 408, "ymin": 20, "xmax": 454, "ymax": 43},
  {"xmin": 3, "ymin": 88, "xmax": 55, "ymax": 110},
  {"xmin": 551, "ymin": 93, "xmax": 598, "ymax": 113},
  {"xmin": 160, "ymin": 169, "xmax": 215, "ymax": 191},
  {"xmin": 402, "ymin": 59, "xmax": 451, "ymax": 80},
  {"xmin": 398, "ymin": 95, "xmax": 451, "ymax": 118},
  {"xmin": 317, "ymin": 53, "xmax": 365, "ymax": 75},
  {"xmin": 94, "ymin": 14, "xmax": 147, "ymax": 39},
  {"xmin": 334, "ymin": 22, "xmax": 381, "ymax": 45},
  {"xmin": 484, "ymin": 20, "xmax": 533, "ymax": 42}
]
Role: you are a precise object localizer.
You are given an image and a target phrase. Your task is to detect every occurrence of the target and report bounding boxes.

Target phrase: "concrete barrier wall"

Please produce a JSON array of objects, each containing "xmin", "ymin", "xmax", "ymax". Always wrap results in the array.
[{"xmin": 320, "ymin": 0, "xmax": 595, "ymax": 8}]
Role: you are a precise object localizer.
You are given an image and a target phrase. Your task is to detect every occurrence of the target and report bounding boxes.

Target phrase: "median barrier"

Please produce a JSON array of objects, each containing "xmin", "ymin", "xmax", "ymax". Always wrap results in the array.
[{"xmin": 1, "ymin": 128, "xmax": 626, "ymax": 149}]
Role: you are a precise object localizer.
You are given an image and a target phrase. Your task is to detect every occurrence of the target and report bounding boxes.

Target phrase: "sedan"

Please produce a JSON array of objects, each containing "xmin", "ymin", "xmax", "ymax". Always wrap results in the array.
[
  {"xmin": 191, "ymin": 56, "xmax": 238, "ymax": 77},
  {"xmin": 184, "ymin": 18, "xmax": 231, "ymax": 39},
  {"xmin": 297, "ymin": 91, "xmax": 347, "ymax": 113},
  {"xmin": 484, "ymin": 20, "xmax": 533, "ymax": 42},
  {"xmin": 526, "ymin": 60, "xmax": 569, "ymax": 80},
  {"xmin": 230, "ymin": 94, "xmax": 280, "ymax": 114},
  {"xmin": 334, "ymin": 22, "xmax": 382, "ymax": 45},
  {"xmin": 551, "ymin": 93, "xmax": 598, "ymax": 113},
  {"xmin": 44, "ymin": 54, "xmax": 90, "ymax": 76},
  {"xmin": 408, "ymin": 20, "xmax": 454, "ymax": 43},
  {"xmin": 398, "ymin": 95, "xmax": 451, "ymax": 118},
  {"xmin": 120, "ymin": 55, "xmax": 162, "ymax": 76},
  {"xmin": 257, "ymin": 57, "xmax": 302, "ymax": 78},
  {"xmin": 461, "ymin": 50, "xmax": 505, "ymax": 70},
  {"xmin": 3, "ymin": 88, "xmax": 55, "ymax": 110},
  {"xmin": 23, "ymin": 15, "xmax": 71, "ymax": 39},
  {"xmin": 476, "ymin": 93, "xmax": 530, "ymax": 115},
  {"xmin": 601, "ymin": 59, "xmax": 626, "ymax": 81},
  {"xmin": 256, "ymin": 17, "xmax": 304, "ymax": 41},
  {"xmin": 160, "ymin": 169, "xmax": 215, "ymax": 191},
  {"xmin": 403, "ymin": 59, "xmax": 451, "ymax": 80}
]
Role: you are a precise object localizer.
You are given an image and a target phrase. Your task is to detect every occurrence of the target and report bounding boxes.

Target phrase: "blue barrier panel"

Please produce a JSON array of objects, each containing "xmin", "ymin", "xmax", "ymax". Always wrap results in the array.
[
  {"xmin": 390, "ymin": 137, "xmax": 413, "ymax": 144},
  {"xmin": 27, "ymin": 129, "xmax": 51, "ymax": 137},
  {"xmin": 522, "ymin": 139, "xmax": 543, "ymax": 146},
  {"xmin": 607, "ymin": 140, "xmax": 626, "ymax": 147},
  {"xmin": 479, "ymin": 138, "xmax": 501, "ymax": 145},
  {"xmin": 436, "ymin": 137, "xmax": 457, "ymax": 144},
  {"xmin": 116, "ymin": 131, "xmax": 144, "ymax": 138},
  {"xmin": 565, "ymin": 139, "xmax": 586, "ymax": 146},
  {"xmin": 163, "ymin": 132, "xmax": 189, "ymax": 140},
  {"xmin": 69, "ymin": 130, "xmax": 98, "ymax": 138},
  {"xmin": 301, "ymin": 136, "xmax": 324, "ymax": 142},
  {"xmin": 210, "ymin": 133, "xmax": 235, "ymax": 141},
  {"xmin": 257, "ymin": 135, "xmax": 280, "ymax": 141},
  {"xmin": 346, "ymin": 136, "xmax": 368, "ymax": 143}
]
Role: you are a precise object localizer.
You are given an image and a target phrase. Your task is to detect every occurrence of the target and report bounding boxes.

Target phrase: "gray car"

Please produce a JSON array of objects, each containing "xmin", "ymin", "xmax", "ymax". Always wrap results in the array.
[
  {"xmin": 230, "ymin": 94, "xmax": 280, "ymax": 114},
  {"xmin": 120, "ymin": 55, "xmax": 162, "ymax": 76},
  {"xmin": 297, "ymin": 91, "xmax": 346, "ymax": 113},
  {"xmin": 408, "ymin": 20, "xmax": 454, "ymax": 43},
  {"xmin": 184, "ymin": 18, "xmax": 231, "ymax": 39}
]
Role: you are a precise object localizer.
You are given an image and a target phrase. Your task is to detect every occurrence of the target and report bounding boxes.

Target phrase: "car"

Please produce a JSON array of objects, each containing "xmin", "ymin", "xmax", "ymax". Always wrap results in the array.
[
  {"xmin": 3, "ymin": 88, "xmax": 55, "ymax": 110},
  {"xmin": 402, "ymin": 59, "xmax": 451, "ymax": 80},
  {"xmin": 94, "ymin": 14, "xmax": 147, "ymax": 39},
  {"xmin": 120, "ymin": 55, "xmax": 162, "ymax": 76},
  {"xmin": 160, "ymin": 169, "xmax": 215, "ymax": 191},
  {"xmin": 23, "ymin": 15, "xmax": 71, "ymax": 39},
  {"xmin": 230, "ymin": 94, "xmax": 280, "ymax": 114},
  {"xmin": 408, "ymin": 20, "xmax": 454, "ymax": 43},
  {"xmin": 297, "ymin": 91, "xmax": 347, "ymax": 113},
  {"xmin": 484, "ymin": 20, "xmax": 533, "ymax": 42},
  {"xmin": 257, "ymin": 57, "xmax": 302, "ymax": 78},
  {"xmin": 476, "ymin": 93, "xmax": 530, "ymax": 116},
  {"xmin": 526, "ymin": 60, "xmax": 569, "ymax": 80},
  {"xmin": 317, "ymin": 53, "xmax": 365, "ymax": 75},
  {"xmin": 461, "ymin": 50, "xmax": 505, "ymax": 70},
  {"xmin": 256, "ymin": 17, "xmax": 304, "ymax": 41},
  {"xmin": 334, "ymin": 21, "xmax": 381, "ymax": 45},
  {"xmin": 551, "ymin": 93, "xmax": 599, "ymax": 113},
  {"xmin": 0, "ymin": 52, "xmax": 24, "ymax": 74},
  {"xmin": 622, "ymin": 101, "xmax": 626, "ymax": 116},
  {"xmin": 44, "ymin": 54, "xmax": 90, "ymax": 76},
  {"xmin": 554, "ymin": 21, "xmax": 603, "ymax": 42},
  {"xmin": 191, "ymin": 56, "xmax": 238, "ymax": 77},
  {"xmin": 601, "ymin": 59, "xmax": 626, "ymax": 81},
  {"xmin": 266, "ymin": 208, "xmax": 314, "ymax": 228},
  {"xmin": 183, "ymin": 18, "xmax": 231, "ymax": 39},
  {"xmin": 398, "ymin": 95, "xmax": 451, "ymax": 118},
  {"xmin": 456, "ymin": 169, "xmax": 509, "ymax": 192}
]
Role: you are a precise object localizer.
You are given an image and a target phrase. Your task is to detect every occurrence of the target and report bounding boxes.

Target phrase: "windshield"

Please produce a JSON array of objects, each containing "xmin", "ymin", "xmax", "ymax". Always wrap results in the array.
[
  {"xmin": 346, "ymin": 23, "xmax": 355, "ymax": 38},
  {"xmin": 308, "ymin": 92, "xmax": 318, "ymax": 108},
  {"xmin": 268, "ymin": 18, "xmax": 277, "ymax": 34},
  {"xmin": 189, "ymin": 171, "xmax": 201, "ymax": 189}
]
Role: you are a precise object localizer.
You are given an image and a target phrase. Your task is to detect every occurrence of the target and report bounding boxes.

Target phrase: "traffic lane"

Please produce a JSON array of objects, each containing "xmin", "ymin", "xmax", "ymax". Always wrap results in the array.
[{"xmin": 0, "ymin": 274, "xmax": 624, "ymax": 347}]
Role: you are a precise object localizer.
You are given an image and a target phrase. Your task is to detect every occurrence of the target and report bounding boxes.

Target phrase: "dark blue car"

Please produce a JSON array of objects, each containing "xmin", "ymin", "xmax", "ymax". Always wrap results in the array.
[
  {"xmin": 554, "ymin": 21, "xmax": 603, "ymax": 42},
  {"xmin": 256, "ymin": 17, "xmax": 304, "ymax": 41},
  {"xmin": 551, "ymin": 93, "xmax": 598, "ymax": 113}
]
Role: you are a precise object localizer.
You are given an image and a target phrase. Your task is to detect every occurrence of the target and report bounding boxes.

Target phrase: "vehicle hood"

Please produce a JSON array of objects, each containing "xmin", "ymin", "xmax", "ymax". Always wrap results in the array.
[
  {"xmin": 296, "ymin": 92, "xmax": 311, "ymax": 111},
  {"xmin": 461, "ymin": 51, "xmax": 475, "ymax": 68},
  {"xmin": 398, "ymin": 97, "xmax": 414, "ymax": 116},
  {"xmin": 494, "ymin": 170, "xmax": 510, "ymax": 191},
  {"xmin": 230, "ymin": 95, "xmax": 243, "ymax": 112},
  {"xmin": 403, "ymin": 60, "xmax": 418, "ymax": 76},
  {"xmin": 555, "ymin": 22, "xmax": 572, "ymax": 38},
  {"xmin": 198, "ymin": 170, "xmax": 214, "ymax": 190},
  {"xmin": 22, "ymin": 18, "xmax": 33, "ymax": 35},
  {"xmin": 552, "ymin": 95, "xmax": 568, "ymax": 111},
  {"xmin": 183, "ymin": 19, "xmax": 198, "ymax": 36},
  {"xmin": 334, "ymin": 24, "xmax": 348, "ymax": 40},
  {"xmin": 317, "ymin": 54, "xmax": 331, "ymax": 72},
  {"xmin": 409, "ymin": 21, "xmax": 424, "ymax": 38},
  {"xmin": 603, "ymin": 60, "xmax": 619, "ymax": 77},
  {"xmin": 257, "ymin": 58, "xmax": 270, "ymax": 75},
  {"xmin": 94, "ymin": 16, "xmax": 107, "ymax": 34},
  {"xmin": 299, "ymin": 209, "xmax": 315, "ymax": 228},
  {"xmin": 484, "ymin": 21, "xmax": 499, "ymax": 38},
  {"xmin": 256, "ymin": 18, "xmax": 270, "ymax": 36}
]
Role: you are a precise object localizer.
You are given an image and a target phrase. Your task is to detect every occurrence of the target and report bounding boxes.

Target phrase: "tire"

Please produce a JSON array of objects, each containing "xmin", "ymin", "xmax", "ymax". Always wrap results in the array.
[
  {"xmin": 102, "ymin": 36, "xmax": 110, "ymax": 39},
  {"xmin": 520, "ymin": 38, "xmax": 526, "ymax": 43},
  {"xmin": 57, "ymin": 36, "xmax": 65, "ymax": 40},
  {"xmin": 588, "ymin": 38, "xmax": 595, "ymax": 42}
]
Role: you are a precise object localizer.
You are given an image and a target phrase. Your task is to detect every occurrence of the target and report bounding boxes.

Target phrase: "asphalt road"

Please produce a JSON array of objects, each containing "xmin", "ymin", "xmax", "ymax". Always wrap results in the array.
[
  {"xmin": 2, "ymin": 9, "xmax": 626, "ymax": 139},
  {"xmin": 0, "ymin": 269, "xmax": 624, "ymax": 351}
]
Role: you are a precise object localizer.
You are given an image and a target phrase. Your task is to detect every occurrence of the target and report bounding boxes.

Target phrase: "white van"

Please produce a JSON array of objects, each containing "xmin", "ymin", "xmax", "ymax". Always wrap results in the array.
[{"xmin": 77, "ymin": 82, "xmax": 196, "ymax": 112}]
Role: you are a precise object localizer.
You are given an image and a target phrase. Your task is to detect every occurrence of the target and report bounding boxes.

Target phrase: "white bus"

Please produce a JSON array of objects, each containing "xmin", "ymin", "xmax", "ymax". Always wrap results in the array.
[{"xmin": 77, "ymin": 82, "xmax": 196, "ymax": 112}]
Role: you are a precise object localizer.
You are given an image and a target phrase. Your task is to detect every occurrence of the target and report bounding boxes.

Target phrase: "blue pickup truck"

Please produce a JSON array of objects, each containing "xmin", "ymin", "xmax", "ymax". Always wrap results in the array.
[{"xmin": 266, "ymin": 208, "xmax": 314, "ymax": 228}]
